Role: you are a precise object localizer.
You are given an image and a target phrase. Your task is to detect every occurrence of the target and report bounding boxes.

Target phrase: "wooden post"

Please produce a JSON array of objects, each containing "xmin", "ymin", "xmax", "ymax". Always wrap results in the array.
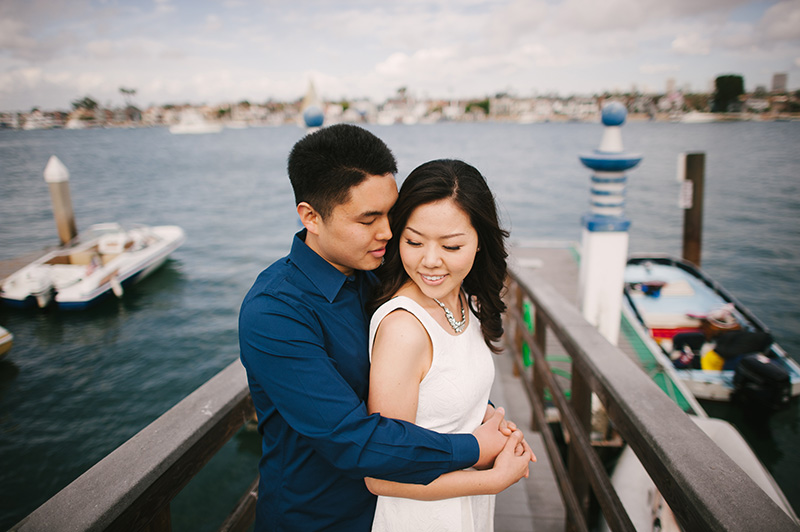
[
  {"xmin": 567, "ymin": 366, "xmax": 592, "ymax": 531},
  {"xmin": 681, "ymin": 152, "xmax": 705, "ymax": 267},
  {"xmin": 512, "ymin": 285, "xmax": 523, "ymax": 378},
  {"xmin": 43, "ymin": 155, "xmax": 78, "ymax": 245},
  {"xmin": 532, "ymin": 308, "xmax": 546, "ymax": 428}
]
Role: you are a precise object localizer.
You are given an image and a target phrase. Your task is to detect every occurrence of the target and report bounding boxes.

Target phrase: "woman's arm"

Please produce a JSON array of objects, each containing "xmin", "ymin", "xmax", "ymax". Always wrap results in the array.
[
  {"xmin": 367, "ymin": 309, "xmax": 532, "ymax": 500},
  {"xmin": 365, "ymin": 430, "xmax": 531, "ymax": 500},
  {"xmin": 367, "ymin": 309, "xmax": 432, "ymax": 422}
]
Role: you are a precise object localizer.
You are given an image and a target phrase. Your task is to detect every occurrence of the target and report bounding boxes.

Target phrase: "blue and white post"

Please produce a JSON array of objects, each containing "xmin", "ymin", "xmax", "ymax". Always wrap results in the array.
[{"xmin": 577, "ymin": 103, "xmax": 642, "ymax": 345}]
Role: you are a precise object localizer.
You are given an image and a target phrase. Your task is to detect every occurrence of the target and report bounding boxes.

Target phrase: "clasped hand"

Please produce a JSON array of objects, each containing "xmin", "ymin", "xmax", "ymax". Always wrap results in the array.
[{"xmin": 472, "ymin": 406, "xmax": 536, "ymax": 486}]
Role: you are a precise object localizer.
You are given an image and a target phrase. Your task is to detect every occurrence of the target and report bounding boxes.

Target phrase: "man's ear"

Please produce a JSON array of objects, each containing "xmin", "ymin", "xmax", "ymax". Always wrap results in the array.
[{"xmin": 297, "ymin": 202, "xmax": 321, "ymax": 235}]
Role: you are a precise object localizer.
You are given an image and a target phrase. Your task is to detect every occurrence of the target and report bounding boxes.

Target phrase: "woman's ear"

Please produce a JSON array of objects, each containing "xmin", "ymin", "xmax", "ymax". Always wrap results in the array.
[{"xmin": 297, "ymin": 202, "xmax": 321, "ymax": 234}]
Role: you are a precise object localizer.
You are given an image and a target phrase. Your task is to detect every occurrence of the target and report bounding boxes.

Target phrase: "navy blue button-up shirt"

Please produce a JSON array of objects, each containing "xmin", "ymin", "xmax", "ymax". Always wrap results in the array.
[{"xmin": 239, "ymin": 231, "xmax": 479, "ymax": 531}]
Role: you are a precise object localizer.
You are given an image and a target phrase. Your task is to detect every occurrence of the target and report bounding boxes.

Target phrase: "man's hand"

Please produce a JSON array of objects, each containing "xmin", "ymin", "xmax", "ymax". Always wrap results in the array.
[{"xmin": 473, "ymin": 407, "xmax": 509, "ymax": 469}]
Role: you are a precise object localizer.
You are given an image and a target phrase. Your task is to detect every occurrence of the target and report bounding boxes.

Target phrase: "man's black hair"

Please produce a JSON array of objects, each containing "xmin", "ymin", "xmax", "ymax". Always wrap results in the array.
[{"xmin": 287, "ymin": 124, "xmax": 398, "ymax": 219}]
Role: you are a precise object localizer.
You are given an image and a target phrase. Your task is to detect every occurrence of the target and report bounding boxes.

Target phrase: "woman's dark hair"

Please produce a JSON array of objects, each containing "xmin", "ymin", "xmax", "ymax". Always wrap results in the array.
[
  {"xmin": 372, "ymin": 159, "xmax": 509, "ymax": 353},
  {"xmin": 287, "ymin": 124, "xmax": 398, "ymax": 219}
]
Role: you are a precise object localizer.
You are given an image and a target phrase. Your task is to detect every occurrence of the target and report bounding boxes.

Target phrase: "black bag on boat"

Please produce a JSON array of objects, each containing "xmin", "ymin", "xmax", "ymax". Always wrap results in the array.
[
  {"xmin": 672, "ymin": 332, "xmax": 705, "ymax": 352},
  {"xmin": 733, "ymin": 353, "xmax": 791, "ymax": 411},
  {"xmin": 715, "ymin": 331, "xmax": 773, "ymax": 359},
  {"xmin": 671, "ymin": 332, "xmax": 705, "ymax": 369}
]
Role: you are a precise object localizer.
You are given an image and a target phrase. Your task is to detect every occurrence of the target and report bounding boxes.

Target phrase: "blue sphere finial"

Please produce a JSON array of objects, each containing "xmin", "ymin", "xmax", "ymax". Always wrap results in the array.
[
  {"xmin": 303, "ymin": 106, "xmax": 324, "ymax": 128},
  {"xmin": 602, "ymin": 102, "xmax": 627, "ymax": 126}
]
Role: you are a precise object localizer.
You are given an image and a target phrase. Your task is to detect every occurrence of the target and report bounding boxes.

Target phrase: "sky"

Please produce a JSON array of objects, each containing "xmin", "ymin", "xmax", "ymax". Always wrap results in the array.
[{"xmin": 1, "ymin": 0, "xmax": 799, "ymax": 112}]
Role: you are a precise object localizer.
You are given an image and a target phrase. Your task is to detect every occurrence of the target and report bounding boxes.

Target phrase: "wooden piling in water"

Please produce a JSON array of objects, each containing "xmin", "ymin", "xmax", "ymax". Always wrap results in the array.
[
  {"xmin": 43, "ymin": 155, "xmax": 77, "ymax": 246},
  {"xmin": 681, "ymin": 152, "xmax": 705, "ymax": 267}
]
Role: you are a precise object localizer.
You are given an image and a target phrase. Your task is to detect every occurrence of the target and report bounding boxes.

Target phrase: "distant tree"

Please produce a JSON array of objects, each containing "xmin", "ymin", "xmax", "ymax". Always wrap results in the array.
[
  {"xmin": 72, "ymin": 96, "xmax": 98, "ymax": 111},
  {"xmin": 684, "ymin": 93, "xmax": 710, "ymax": 112},
  {"xmin": 712, "ymin": 75, "xmax": 744, "ymax": 112},
  {"xmin": 465, "ymin": 99, "xmax": 489, "ymax": 114},
  {"xmin": 119, "ymin": 87, "xmax": 137, "ymax": 107}
]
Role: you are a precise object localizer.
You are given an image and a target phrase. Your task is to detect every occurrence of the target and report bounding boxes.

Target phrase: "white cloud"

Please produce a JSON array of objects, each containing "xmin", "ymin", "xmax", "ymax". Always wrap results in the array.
[
  {"xmin": 154, "ymin": 0, "xmax": 175, "ymax": 15},
  {"xmin": 640, "ymin": 63, "xmax": 681, "ymax": 74},
  {"xmin": 205, "ymin": 14, "xmax": 223, "ymax": 32},
  {"xmin": 0, "ymin": 17, "xmax": 35, "ymax": 51},
  {"xmin": 485, "ymin": 0, "xmax": 549, "ymax": 48},
  {"xmin": 0, "ymin": 0, "xmax": 797, "ymax": 110},
  {"xmin": 758, "ymin": 0, "xmax": 800, "ymax": 42},
  {"xmin": 672, "ymin": 32, "xmax": 712, "ymax": 55},
  {"xmin": 85, "ymin": 40, "xmax": 115, "ymax": 59}
]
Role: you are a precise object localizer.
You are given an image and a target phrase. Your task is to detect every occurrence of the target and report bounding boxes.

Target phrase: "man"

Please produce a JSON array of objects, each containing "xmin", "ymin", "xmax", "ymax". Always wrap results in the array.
[{"xmin": 239, "ymin": 124, "xmax": 516, "ymax": 531}]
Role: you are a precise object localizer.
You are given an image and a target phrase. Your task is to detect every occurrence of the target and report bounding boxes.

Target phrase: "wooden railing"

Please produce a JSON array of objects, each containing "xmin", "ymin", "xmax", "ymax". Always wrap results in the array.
[
  {"xmin": 504, "ymin": 265, "xmax": 799, "ymax": 531},
  {"xmin": 12, "ymin": 266, "xmax": 800, "ymax": 531},
  {"xmin": 11, "ymin": 361, "xmax": 257, "ymax": 532}
]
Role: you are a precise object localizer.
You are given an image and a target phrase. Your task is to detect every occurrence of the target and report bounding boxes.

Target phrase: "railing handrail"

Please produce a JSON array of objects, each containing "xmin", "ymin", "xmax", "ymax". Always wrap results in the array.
[
  {"xmin": 11, "ymin": 360, "xmax": 255, "ymax": 532},
  {"xmin": 506, "ymin": 265, "xmax": 799, "ymax": 531}
]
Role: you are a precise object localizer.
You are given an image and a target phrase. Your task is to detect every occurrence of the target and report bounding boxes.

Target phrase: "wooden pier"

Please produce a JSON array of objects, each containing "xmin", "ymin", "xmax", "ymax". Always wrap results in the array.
[
  {"xmin": 493, "ymin": 244, "xmax": 578, "ymax": 531},
  {"xmin": 494, "ymin": 243, "xmax": 632, "ymax": 531},
  {"xmin": 11, "ymin": 244, "xmax": 800, "ymax": 532}
]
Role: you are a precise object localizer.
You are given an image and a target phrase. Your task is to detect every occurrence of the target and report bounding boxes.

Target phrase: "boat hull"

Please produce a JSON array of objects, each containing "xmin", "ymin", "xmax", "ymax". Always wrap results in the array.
[
  {"xmin": 623, "ymin": 254, "xmax": 800, "ymax": 404},
  {"xmin": 599, "ymin": 416, "xmax": 799, "ymax": 531},
  {"xmin": 0, "ymin": 326, "xmax": 12, "ymax": 358},
  {"xmin": 0, "ymin": 224, "xmax": 185, "ymax": 310}
]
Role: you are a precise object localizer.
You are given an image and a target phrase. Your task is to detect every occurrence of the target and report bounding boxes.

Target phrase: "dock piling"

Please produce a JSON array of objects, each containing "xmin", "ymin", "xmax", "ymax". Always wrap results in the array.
[
  {"xmin": 43, "ymin": 155, "xmax": 77, "ymax": 246},
  {"xmin": 680, "ymin": 152, "xmax": 705, "ymax": 267}
]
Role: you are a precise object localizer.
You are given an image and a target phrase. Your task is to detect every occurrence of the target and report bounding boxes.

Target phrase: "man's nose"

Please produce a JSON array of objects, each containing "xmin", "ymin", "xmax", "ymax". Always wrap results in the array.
[{"xmin": 375, "ymin": 216, "xmax": 391, "ymax": 241}]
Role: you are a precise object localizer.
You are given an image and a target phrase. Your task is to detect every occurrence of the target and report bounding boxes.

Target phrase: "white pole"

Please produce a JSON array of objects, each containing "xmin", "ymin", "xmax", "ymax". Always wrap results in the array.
[{"xmin": 577, "ymin": 103, "xmax": 642, "ymax": 345}]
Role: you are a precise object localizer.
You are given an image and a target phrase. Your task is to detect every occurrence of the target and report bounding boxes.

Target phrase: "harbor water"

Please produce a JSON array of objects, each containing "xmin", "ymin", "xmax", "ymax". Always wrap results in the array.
[{"xmin": 1, "ymin": 120, "xmax": 798, "ymax": 529}]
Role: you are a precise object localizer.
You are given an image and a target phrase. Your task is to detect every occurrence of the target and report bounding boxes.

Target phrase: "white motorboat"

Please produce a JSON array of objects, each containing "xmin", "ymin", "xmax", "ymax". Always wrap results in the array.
[
  {"xmin": 0, "ymin": 326, "xmax": 12, "ymax": 358},
  {"xmin": 0, "ymin": 223, "xmax": 185, "ymax": 310},
  {"xmin": 169, "ymin": 110, "xmax": 222, "ymax": 134},
  {"xmin": 679, "ymin": 111, "xmax": 718, "ymax": 123}
]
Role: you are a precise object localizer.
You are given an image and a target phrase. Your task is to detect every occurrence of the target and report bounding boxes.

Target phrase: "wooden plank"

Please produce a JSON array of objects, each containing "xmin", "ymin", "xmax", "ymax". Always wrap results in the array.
[{"xmin": 12, "ymin": 360, "xmax": 254, "ymax": 532}]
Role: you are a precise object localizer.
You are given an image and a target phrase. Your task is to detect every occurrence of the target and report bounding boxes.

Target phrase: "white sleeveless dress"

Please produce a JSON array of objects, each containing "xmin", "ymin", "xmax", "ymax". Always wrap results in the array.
[{"xmin": 369, "ymin": 295, "xmax": 496, "ymax": 532}]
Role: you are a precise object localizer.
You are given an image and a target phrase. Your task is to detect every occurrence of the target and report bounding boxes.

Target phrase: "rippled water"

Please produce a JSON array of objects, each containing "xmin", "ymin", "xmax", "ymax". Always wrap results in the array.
[{"xmin": 0, "ymin": 121, "xmax": 798, "ymax": 528}]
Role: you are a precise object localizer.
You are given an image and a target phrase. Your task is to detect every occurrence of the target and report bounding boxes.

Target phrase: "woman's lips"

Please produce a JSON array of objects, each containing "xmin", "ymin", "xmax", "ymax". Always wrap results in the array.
[{"xmin": 420, "ymin": 273, "xmax": 446, "ymax": 285}]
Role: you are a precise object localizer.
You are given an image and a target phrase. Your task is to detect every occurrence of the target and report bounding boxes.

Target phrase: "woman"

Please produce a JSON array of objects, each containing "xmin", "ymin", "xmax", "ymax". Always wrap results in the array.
[{"xmin": 366, "ymin": 159, "xmax": 534, "ymax": 532}]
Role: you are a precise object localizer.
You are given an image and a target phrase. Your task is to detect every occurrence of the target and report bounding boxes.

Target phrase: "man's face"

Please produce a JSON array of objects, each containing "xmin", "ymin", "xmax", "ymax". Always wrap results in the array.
[{"xmin": 310, "ymin": 173, "xmax": 398, "ymax": 276}]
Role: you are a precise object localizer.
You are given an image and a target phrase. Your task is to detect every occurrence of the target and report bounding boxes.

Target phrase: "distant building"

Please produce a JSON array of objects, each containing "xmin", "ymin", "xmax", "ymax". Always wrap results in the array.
[{"xmin": 772, "ymin": 73, "xmax": 788, "ymax": 93}]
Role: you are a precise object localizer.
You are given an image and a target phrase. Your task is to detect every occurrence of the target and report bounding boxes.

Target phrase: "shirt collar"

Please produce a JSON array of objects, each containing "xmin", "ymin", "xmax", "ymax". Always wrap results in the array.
[{"xmin": 289, "ymin": 229, "xmax": 353, "ymax": 303}]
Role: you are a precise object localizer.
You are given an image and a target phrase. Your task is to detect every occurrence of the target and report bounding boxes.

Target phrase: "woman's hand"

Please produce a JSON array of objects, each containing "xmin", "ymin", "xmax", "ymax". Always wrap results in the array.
[{"xmin": 487, "ymin": 430, "xmax": 535, "ymax": 492}]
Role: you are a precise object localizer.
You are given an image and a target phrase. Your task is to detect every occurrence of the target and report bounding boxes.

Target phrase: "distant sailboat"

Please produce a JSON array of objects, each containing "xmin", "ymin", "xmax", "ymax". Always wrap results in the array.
[{"xmin": 300, "ymin": 80, "xmax": 324, "ymax": 129}]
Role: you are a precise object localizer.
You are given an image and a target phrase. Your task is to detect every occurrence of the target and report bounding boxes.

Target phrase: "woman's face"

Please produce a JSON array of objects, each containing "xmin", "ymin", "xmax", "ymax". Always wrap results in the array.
[{"xmin": 399, "ymin": 198, "xmax": 479, "ymax": 304}]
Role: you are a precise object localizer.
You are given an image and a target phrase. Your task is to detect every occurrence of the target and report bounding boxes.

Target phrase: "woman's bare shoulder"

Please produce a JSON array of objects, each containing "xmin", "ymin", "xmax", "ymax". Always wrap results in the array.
[{"xmin": 375, "ymin": 306, "xmax": 429, "ymax": 344}]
